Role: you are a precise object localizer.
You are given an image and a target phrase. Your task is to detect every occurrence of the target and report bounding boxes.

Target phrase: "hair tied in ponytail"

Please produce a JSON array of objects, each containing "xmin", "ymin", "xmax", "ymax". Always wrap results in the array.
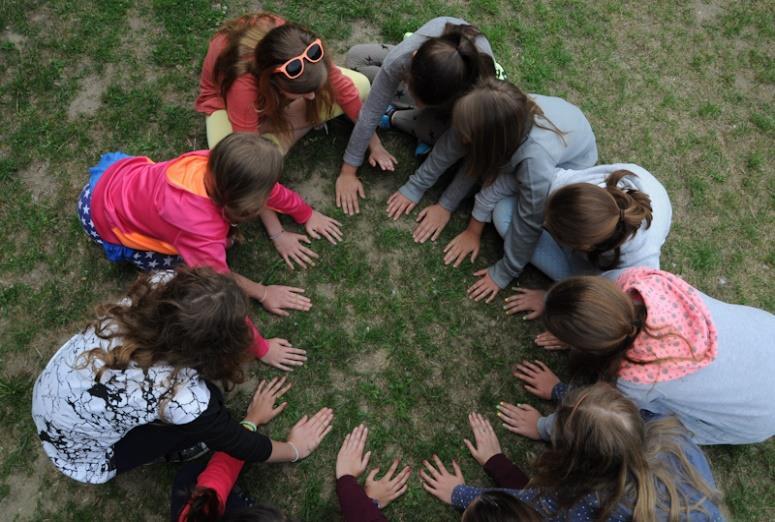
[{"xmin": 619, "ymin": 207, "xmax": 626, "ymax": 222}]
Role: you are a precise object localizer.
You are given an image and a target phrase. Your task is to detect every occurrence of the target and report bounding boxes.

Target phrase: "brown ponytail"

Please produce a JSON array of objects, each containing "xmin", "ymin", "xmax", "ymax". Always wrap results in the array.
[
  {"xmin": 184, "ymin": 486, "xmax": 221, "ymax": 522},
  {"xmin": 544, "ymin": 170, "xmax": 653, "ymax": 271},
  {"xmin": 453, "ymin": 78, "xmax": 565, "ymax": 185},
  {"xmin": 408, "ymin": 23, "xmax": 496, "ymax": 107}
]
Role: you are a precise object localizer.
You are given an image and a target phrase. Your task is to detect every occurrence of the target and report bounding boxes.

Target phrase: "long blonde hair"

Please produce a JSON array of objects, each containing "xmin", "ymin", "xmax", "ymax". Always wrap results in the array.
[{"xmin": 529, "ymin": 383, "xmax": 720, "ymax": 521}]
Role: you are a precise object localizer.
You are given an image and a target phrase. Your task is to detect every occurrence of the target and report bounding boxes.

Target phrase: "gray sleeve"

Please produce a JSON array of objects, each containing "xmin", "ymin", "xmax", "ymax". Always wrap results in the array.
[
  {"xmin": 398, "ymin": 128, "xmax": 466, "ymax": 203},
  {"xmin": 489, "ymin": 157, "xmax": 554, "ymax": 288},
  {"xmin": 342, "ymin": 64, "xmax": 402, "ymax": 167},
  {"xmin": 438, "ymin": 167, "xmax": 478, "ymax": 211},
  {"xmin": 472, "ymin": 170, "xmax": 520, "ymax": 222},
  {"xmin": 537, "ymin": 413, "xmax": 555, "ymax": 441}
]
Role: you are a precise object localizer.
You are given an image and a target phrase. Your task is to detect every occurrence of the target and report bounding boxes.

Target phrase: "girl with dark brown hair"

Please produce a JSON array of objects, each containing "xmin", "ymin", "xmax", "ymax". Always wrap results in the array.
[
  {"xmin": 423, "ymin": 385, "xmax": 723, "ymax": 521},
  {"xmin": 31, "ymin": 268, "xmax": 334, "ymax": 485},
  {"xmin": 78, "ymin": 133, "xmax": 327, "ymax": 370},
  {"xmin": 337, "ymin": 17, "xmax": 498, "ymax": 215},
  {"xmin": 407, "ymin": 78, "xmax": 597, "ymax": 303},
  {"xmin": 196, "ymin": 12, "xmax": 387, "ymax": 157},
  {"xmin": 507, "ymin": 270, "xmax": 775, "ymax": 445}
]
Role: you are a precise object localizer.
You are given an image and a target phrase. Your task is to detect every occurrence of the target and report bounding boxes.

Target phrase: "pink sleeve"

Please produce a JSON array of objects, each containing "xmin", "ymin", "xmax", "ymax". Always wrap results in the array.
[
  {"xmin": 195, "ymin": 35, "xmax": 228, "ymax": 114},
  {"xmin": 247, "ymin": 317, "xmax": 270, "ymax": 358},
  {"xmin": 195, "ymin": 452, "xmax": 245, "ymax": 513},
  {"xmin": 329, "ymin": 65, "xmax": 363, "ymax": 122},
  {"xmin": 175, "ymin": 236, "xmax": 230, "ymax": 273},
  {"xmin": 225, "ymin": 75, "xmax": 261, "ymax": 133},
  {"xmin": 267, "ymin": 182, "xmax": 313, "ymax": 223}
]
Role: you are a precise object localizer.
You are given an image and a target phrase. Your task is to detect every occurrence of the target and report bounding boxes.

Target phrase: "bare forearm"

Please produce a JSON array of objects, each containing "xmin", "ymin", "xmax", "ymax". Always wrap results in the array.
[
  {"xmin": 232, "ymin": 272, "xmax": 266, "ymax": 302},
  {"xmin": 266, "ymin": 440, "xmax": 300, "ymax": 463},
  {"xmin": 259, "ymin": 208, "xmax": 283, "ymax": 237},
  {"xmin": 467, "ymin": 217, "xmax": 486, "ymax": 236}
]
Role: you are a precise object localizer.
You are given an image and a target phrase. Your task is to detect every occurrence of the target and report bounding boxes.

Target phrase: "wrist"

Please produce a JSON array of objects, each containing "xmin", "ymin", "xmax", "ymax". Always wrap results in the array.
[
  {"xmin": 340, "ymin": 163, "xmax": 358, "ymax": 177},
  {"xmin": 240, "ymin": 419, "xmax": 257, "ymax": 431},
  {"xmin": 287, "ymin": 441, "xmax": 300, "ymax": 462},
  {"xmin": 268, "ymin": 229, "xmax": 285, "ymax": 241},
  {"xmin": 256, "ymin": 284, "xmax": 269, "ymax": 303}
]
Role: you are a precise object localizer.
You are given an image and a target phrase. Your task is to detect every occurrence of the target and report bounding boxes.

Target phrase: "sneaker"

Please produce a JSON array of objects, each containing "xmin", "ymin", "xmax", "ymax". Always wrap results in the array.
[
  {"xmin": 165, "ymin": 442, "xmax": 210, "ymax": 463},
  {"xmin": 379, "ymin": 104, "xmax": 397, "ymax": 130},
  {"xmin": 415, "ymin": 142, "xmax": 432, "ymax": 157}
]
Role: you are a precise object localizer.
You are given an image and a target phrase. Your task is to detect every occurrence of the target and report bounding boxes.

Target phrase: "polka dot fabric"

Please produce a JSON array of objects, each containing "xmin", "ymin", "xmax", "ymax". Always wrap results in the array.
[{"xmin": 617, "ymin": 268, "xmax": 718, "ymax": 384}]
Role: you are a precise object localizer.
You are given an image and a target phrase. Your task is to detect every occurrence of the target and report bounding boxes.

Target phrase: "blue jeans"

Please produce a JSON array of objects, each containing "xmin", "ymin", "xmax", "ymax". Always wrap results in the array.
[{"xmin": 492, "ymin": 197, "xmax": 597, "ymax": 281}]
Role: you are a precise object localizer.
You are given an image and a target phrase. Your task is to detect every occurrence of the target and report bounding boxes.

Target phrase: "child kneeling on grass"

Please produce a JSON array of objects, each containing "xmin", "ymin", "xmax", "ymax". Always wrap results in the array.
[
  {"xmin": 171, "ymin": 377, "xmax": 332, "ymax": 522},
  {"xmin": 78, "ymin": 133, "xmax": 340, "ymax": 369},
  {"xmin": 422, "ymin": 384, "xmax": 722, "ymax": 521},
  {"xmin": 32, "ymin": 268, "xmax": 334, "ymax": 485},
  {"xmin": 508, "ymin": 269, "xmax": 775, "ymax": 445}
]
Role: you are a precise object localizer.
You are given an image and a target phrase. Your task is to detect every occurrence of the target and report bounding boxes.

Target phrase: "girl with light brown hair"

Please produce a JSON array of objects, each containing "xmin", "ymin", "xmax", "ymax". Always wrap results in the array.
[
  {"xmin": 401, "ymin": 78, "xmax": 598, "ymax": 303},
  {"xmin": 507, "ymin": 269, "xmax": 775, "ymax": 445}
]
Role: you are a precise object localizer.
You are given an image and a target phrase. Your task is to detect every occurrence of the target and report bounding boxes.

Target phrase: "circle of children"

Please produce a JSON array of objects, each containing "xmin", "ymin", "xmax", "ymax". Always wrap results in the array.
[{"xmin": 30, "ymin": 13, "xmax": 774, "ymax": 522}]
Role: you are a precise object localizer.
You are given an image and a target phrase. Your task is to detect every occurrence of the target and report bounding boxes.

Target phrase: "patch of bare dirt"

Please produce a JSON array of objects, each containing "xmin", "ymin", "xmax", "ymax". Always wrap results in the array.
[
  {"xmin": 20, "ymin": 161, "xmax": 58, "ymax": 202},
  {"xmin": 693, "ymin": 0, "xmax": 723, "ymax": 24},
  {"xmin": 330, "ymin": 19, "xmax": 382, "ymax": 61},
  {"xmin": 67, "ymin": 72, "xmax": 111, "ymax": 120},
  {"xmin": 2, "ymin": 29, "xmax": 26, "ymax": 50},
  {"xmin": 315, "ymin": 282, "xmax": 336, "ymax": 300},
  {"xmin": 294, "ymin": 168, "xmax": 330, "ymax": 209},
  {"xmin": 0, "ymin": 453, "xmax": 51, "ymax": 518},
  {"xmin": 352, "ymin": 348, "xmax": 389, "ymax": 374}
]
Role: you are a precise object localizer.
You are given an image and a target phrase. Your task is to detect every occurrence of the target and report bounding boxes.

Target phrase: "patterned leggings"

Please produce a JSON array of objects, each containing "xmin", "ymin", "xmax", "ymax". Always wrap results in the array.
[{"xmin": 77, "ymin": 183, "xmax": 182, "ymax": 271}]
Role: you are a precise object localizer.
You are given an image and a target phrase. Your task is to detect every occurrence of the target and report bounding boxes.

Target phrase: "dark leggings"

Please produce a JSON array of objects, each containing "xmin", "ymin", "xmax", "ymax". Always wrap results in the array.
[
  {"xmin": 345, "ymin": 43, "xmax": 450, "ymax": 145},
  {"xmin": 112, "ymin": 421, "xmax": 202, "ymax": 474}
]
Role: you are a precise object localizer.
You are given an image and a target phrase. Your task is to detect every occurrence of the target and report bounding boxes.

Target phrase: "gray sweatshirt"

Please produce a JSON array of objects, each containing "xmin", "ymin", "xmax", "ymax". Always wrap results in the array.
[
  {"xmin": 399, "ymin": 94, "xmax": 597, "ymax": 288},
  {"xmin": 342, "ymin": 17, "xmax": 494, "ymax": 167},
  {"xmin": 537, "ymin": 290, "xmax": 775, "ymax": 445},
  {"xmin": 548, "ymin": 163, "xmax": 672, "ymax": 279}
]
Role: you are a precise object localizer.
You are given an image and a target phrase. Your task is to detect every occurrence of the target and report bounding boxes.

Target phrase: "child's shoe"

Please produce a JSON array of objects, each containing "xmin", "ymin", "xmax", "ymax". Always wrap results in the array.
[
  {"xmin": 379, "ymin": 104, "xmax": 397, "ymax": 130},
  {"xmin": 415, "ymin": 141, "xmax": 432, "ymax": 157}
]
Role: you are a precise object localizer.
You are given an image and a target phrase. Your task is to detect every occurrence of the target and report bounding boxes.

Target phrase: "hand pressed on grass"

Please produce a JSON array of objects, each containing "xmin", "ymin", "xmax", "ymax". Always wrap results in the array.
[
  {"xmin": 497, "ymin": 402, "xmax": 541, "ymax": 440},
  {"xmin": 420, "ymin": 455, "xmax": 464, "ymax": 505},
  {"xmin": 287, "ymin": 407, "xmax": 334, "ymax": 460},
  {"xmin": 535, "ymin": 330, "xmax": 569, "ymax": 351},
  {"xmin": 272, "ymin": 230, "xmax": 319, "ymax": 269},
  {"xmin": 504, "ymin": 288, "xmax": 546, "ymax": 318},
  {"xmin": 463, "ymin": 412, "xmax": 502, "ymax": 466},
  {"xmin": 368, "ymin": 139, "xmax": 397, "ymax": 172},
  {"xmin": 336, "ymin": 166, "xmax": 365, "ymax": 216},
  {"xmin": 386, "ymin": 191, "xmax": 416, "ymax": 220},
  {"xmin": 260, "ymin": 285, "xmax": 311, "ymax": 316},
  {"xmin": 244, "ymin": 377, "xmax": 292, "ymax": 425},
  {"xmin": 262, "ymin": 338, "xmax": 307, "ymax": 372},
  {"xmin": 336, "ymin": 423, "xmax": 371, "ymax": 479},
  {"xmin": 443, "ymin": 229, "xmax": 481, "ymax": 267},
  {"xmin": 512, "ymin": 360, "xmax": 560, "ymax": 400},
  {"xmin": 305, "ymin": 210, "xmax": 343, "ymax": 244},
  {"xmin": 366, "ymin": 459, "xmax": 412, "ymax": 509},
  {"xmin": 413, "ymin": 204, "xmax": 451, "ymax": 243},
  {"xmin": 467, "ymin": 269, "xmax": 501, "ymax": 303}
]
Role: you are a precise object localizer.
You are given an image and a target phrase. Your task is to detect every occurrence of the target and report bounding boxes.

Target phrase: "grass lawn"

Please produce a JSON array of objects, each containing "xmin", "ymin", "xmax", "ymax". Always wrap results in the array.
[{"xmin": 1, "ymin": 0, "xmax": 773, "ymax": 520}]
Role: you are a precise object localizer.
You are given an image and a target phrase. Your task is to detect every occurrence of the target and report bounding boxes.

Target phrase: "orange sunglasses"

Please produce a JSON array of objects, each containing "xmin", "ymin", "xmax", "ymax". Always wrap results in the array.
[{"xmin": 273, "ymin": 38, "xmax": 325, "ymax": 80}]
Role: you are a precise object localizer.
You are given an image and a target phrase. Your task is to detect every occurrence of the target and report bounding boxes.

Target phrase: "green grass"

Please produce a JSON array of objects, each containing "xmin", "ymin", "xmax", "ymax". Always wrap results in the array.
[{"xmin": 1, "ymin": 0, "xmax": 774, "ymax": 520}]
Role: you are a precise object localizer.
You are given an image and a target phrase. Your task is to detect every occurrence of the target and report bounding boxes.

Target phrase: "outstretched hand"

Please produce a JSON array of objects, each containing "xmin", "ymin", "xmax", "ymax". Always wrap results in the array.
[
  {"xmin": 413, "ymin": 204, "xmax": 451, "ymax": 243},
  {"xmin": 512, "ymin": 360, "xmax": 560, "ymax": 400},
  {"xmin": 386, "ymin": 192, "xmax": 416, "ymax": 220},
  {"xmin": 244, "ymin": 377, "xmax": 292, "ymax": 426},
  {"xmin": 504, "ymin": 288, "xmax": 546, "ymax": 318},
  {"xmin": 260, "ymin": 285, "xmax": 312, "ymax": 316},
  {"xmin": 419, "ymin": 455, "xmax": 464, "ymax": 505},
  {"xmin": 336, "ymin": 424, "xmax": 371, "ymax": 479},
  {"xmin": 261, "ymin": 338, "xmax": 307, "ymax": 372},
  {"xmin": 365, "ymin": 459, "xmax": 412, "ymax": 509},
  {"xmin": 305, "ymin": 210, "xmax": 343, "ymax": 244},
  {"xmin": 535, "ymin": 330, "xmax": 569, "ymax": 351},
  {"xmin": 336, "ymin": 173, "xmax": 365, "ymax": 216},
  {"xmin": 272, "ymin": 231, "xmax": 319, "ymax": 270},
  {"xmin": 287, "ymin": 407, "xmax": 335, "ymax": 460},
  {"xmin": 467, "ymin": 269, "xmax": 501, "ymax": 303},
  {"xmin": 497, "ymin": 402, "xmax": 542, "ymax": 440},
  {"xmin": 463, "ymin": 413, "xmax": 503, "ymax": 466}
]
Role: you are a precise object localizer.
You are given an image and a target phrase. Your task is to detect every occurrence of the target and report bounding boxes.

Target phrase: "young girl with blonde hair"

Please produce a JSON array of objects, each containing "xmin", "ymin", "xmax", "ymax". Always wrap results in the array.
[{"xmin": 423, "ymin": 384, "xmax": 723, "ymax": 521}]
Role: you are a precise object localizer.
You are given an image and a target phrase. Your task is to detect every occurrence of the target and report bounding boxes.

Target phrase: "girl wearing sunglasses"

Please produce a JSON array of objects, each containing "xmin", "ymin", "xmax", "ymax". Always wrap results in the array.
[
  {"xmin": 196, "ymin": 13, "xmax": 390, "ymax": 158},
  {"xmin": 197, "ymin": 13, "xmax": 374, "ymax": 268}
]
